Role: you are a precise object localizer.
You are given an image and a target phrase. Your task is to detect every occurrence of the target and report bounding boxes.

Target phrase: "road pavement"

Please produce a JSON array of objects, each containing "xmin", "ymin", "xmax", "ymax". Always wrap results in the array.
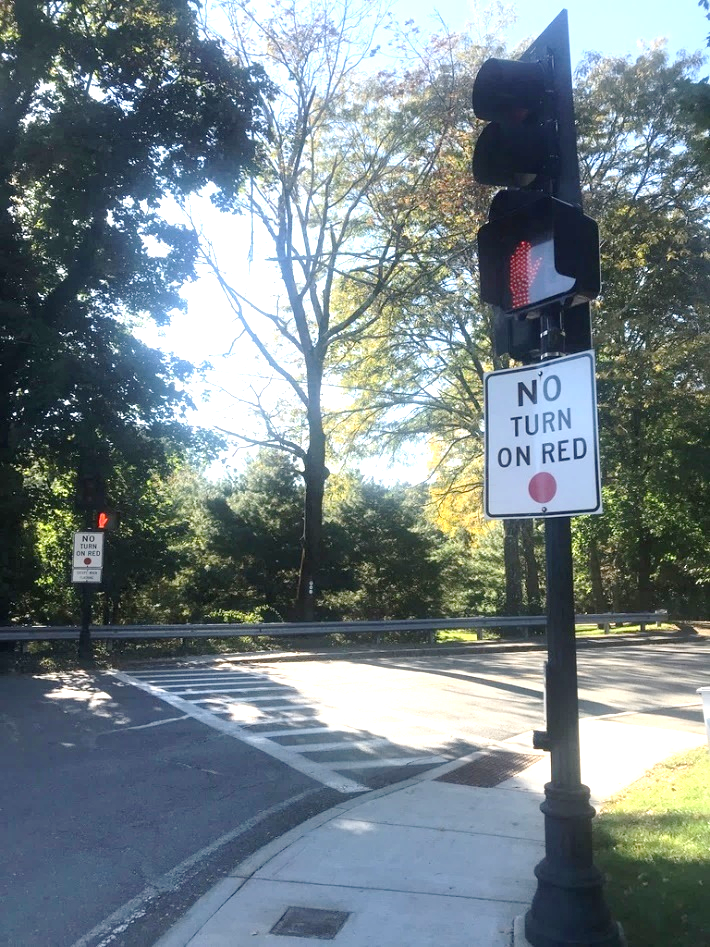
[
  {"xmin": 1, "ymin": 636, "xmax": 707, "ymax": 945},
  {"xmin": 0, "ymin": 671, "xmax": 340, "ymax": 947},
  {"xmin": 117, "ymin": 639, "xmax": 710, "ymax": 794}
]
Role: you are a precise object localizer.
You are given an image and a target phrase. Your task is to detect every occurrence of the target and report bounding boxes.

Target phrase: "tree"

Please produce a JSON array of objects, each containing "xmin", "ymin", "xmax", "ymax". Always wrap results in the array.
[
  {"xmin": 204, "ymin": 451, "xmax": 304, "ymax": 618},
  {"xmin": 334, "ymin": 39, "xmax": 710, "ymax": 618},
  {"xmin": 322, "ymin": 475, "xmax": 444, "ymax": 619},
  {"xmin": 573, "ymin": 46, "xmax": 710, "ymax": 615},
  {"xmin": 329, "ymin": 13, "xmax": 540, "ymax": 617},
  {"xmin": 16, "ymin": 445, "xmax": 196, "ymax": 625},
  {"xmin": 0, "ymin": 0, "xmax": 268, "ymax": 622},
  {"xmin": 200, "ymin": 0, "xmax": 462, "ymax": 619}
]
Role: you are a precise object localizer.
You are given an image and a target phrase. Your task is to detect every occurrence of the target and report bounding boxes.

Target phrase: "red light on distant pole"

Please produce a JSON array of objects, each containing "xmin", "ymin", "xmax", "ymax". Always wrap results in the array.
[
  {"xmin": 509, "ymin": 240, "xmax": 542, "ymax": 309},
  {"xmin": 95, "ymin": 509, "xmax": 120, "ymax": 532}
]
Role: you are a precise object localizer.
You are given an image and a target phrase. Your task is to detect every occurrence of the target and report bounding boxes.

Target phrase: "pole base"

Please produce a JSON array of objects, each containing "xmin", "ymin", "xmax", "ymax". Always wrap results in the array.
[
  {"xmin": 524, "ymin": 782, "xmax": 624, "ymax": 947},
  {"xmin": 516, "ymin": 915, "xmax": 625, "ymax": 947}
]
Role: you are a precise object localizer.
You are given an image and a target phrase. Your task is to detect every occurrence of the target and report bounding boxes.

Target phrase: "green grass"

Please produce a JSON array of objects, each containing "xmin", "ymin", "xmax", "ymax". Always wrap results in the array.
[
  {"xmin": 436, "ymin": 623, "xmax": 676, "ymax": 643},
  {"xmin": 595, "ymin": 746, "xmax": 710, "ymax": 947},
  {"xmin": 435, "ymin": 628, "xmax": 504, "ymax": 643},
  {"xmin": 1, "ymin": 628, "xmax": 451, "ymax": 673},
  {"xmin": 575, "ymin": 622, "xmax": 676, "ymax": 636}
]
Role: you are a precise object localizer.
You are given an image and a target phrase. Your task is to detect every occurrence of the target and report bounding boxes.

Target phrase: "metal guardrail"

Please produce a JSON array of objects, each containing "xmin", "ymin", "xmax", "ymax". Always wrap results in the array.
[{"xmin": 0, "ymin": 611, "xmax": 669, "ymax": 645}]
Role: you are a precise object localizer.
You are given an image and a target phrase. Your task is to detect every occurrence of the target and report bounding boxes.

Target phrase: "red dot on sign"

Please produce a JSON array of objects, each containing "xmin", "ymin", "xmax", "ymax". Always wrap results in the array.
[
  {"xmin": 83, "ymin": 557, "xmax": 92, "ymax": 565},
  {"xmin": 529, "ymin": 472, "xmax": 557, "ymax": 504}
]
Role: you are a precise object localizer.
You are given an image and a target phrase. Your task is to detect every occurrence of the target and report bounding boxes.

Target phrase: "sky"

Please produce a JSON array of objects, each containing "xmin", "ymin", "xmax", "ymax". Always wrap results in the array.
[
  {"xmin": 143, "ymin": 0, "xmax": 709, "ymax": 482},
  {"xmin": 413, "ymin": 0, "xmax": 707, "ymax": 65}
]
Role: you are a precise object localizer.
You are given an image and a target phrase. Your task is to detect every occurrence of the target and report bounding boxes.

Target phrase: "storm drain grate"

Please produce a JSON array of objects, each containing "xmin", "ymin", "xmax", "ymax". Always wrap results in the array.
[
  {"xmin": 436, "ymin": 751, "xmax": 541, "ymax": 788},
  {"xmin": 270, "ymin": 906, "xmax": 351, "ymax": 940}
]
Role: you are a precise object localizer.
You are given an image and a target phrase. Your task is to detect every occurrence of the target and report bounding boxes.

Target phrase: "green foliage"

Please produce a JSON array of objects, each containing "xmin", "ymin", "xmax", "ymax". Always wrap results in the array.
[
  {"xmin": 202, "ymin": 451, "xmax": 304, "ymax": 618},
  {"xmin": 0, "ymin": 0, "xmax": 268, "ymax": 620},
  {"xmin": 336, "ymin": 37, "xmax": 710, "ymax": 620},
  {"xmin": 7, "ymin": 12, "xmax": 708, "ymax": 628},
  {"xmin": 123, "ymin": 450, "xmax": 305, "ymax": 623},
  {"xmin": 322, "ymin": 476, "xmax": 444, "ymax": 619},
  {"xmin": 573, "ymin": 46, "xmax": 710, "ymax": 615},
  {"xmin": 431, "ymin": 527, "xmax": 488, "ymax": 617}
]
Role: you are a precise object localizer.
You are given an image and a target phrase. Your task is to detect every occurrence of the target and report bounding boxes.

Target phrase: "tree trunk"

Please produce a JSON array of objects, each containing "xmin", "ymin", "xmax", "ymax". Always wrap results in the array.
[
  {"xmin": 588, "ymin": 537, "xmax": 606, "ymax": 613},
  {"xmin": 503, "ymin": 519, "xmax": 523, "ymax": 617},
  {"xmin": 637, "ymin": 527, "xmax": 653, "ymax": 610},
  {"xmin": 520, "ymin": 518, "xmax": 542, "ymax": 613},
  {"xmin": 0, "ymin": 458, "xmax": 28, "ymax": 627},
  {"xmin": 294, "ymin": 366, "xmax": 327, "ymax": 622}
]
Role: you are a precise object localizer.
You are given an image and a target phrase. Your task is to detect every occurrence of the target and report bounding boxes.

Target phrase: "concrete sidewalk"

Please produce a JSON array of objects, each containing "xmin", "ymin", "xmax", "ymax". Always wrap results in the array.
[{"xmin": 155, "ymin": 711, "xmax": 707, "ymax": 947}]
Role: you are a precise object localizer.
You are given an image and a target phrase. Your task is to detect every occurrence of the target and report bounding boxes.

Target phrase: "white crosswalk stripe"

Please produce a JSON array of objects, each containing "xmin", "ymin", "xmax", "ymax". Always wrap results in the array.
[{"xmin": 114, "ymin": 662, "xmax": 463, "ymax": 794}]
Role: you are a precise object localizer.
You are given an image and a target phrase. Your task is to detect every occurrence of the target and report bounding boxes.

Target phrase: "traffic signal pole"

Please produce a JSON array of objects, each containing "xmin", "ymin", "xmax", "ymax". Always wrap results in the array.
[
  {"xmin": 523, "ymin": 305, "xmax": 623, "ymax": 947},
  {"xmin": 78, "ymin": 585, "xmax": 93, "ymax": 662},
  {"xmin": 470, "ymin": 13, "xmax": 624, "ymax": 942}
]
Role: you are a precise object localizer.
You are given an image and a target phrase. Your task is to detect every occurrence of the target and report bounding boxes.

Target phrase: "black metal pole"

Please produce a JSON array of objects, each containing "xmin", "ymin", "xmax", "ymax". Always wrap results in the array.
[
  {"xmin": 78, "ymin": 584, "xmax": 93, "ymax": 662},
  {"xmin": 525, "ymin": 306, "xmax": 623, "ymax": 947}
]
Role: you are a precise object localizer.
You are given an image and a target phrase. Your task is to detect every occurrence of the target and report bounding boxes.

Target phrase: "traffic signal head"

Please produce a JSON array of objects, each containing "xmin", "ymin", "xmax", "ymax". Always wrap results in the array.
[
  {"xmin": 96, "ymin": 510, "xmax": 120, "ymax": 533},
  {"xmin": 472, "ymin": 11, "xmax": 581, "ymax": 206},
  {"xmin": 473, "ymin": 14, "xmax": 598, "ymax": 362},
  {"xmin": 75, "ymin": 475, "xmax": 107, "ymax": 510},
  {"xmin": 472, "ymin": 58, "xmax": 553, "ymax": 189},
  {"xmin": 478, "ymin": 193, "xmax": 599, "ymax": 316}
]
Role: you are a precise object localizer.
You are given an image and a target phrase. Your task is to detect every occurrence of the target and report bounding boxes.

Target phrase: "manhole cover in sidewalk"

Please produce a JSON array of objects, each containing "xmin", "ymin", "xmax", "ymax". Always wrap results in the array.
[
  {"xmin": 437, "ymin": 751, "xmax": 541, "ymax": 788},
  {"xmin": 271, "ymin": 906, "xmax": 351, "ymax": 939}
]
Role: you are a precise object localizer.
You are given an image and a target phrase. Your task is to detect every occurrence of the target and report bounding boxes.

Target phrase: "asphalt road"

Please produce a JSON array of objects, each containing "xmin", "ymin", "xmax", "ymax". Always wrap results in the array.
[
  {"xmin": 2, "ymin": 638, "xmax": 707, "ymax": 946},
  {"xmin": 0, "ymin": 670, "xmax": 341, "ymax": 947}
]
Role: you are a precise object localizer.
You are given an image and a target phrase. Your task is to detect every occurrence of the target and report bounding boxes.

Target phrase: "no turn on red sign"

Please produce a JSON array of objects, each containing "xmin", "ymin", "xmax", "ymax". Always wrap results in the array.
[
  {"xmin": 72, "ymin": 530, "xmax": 105, "ymax": 583},
  {"xmin": 484, "ymin": 350, "xmax": 602, "ymax": 519}
]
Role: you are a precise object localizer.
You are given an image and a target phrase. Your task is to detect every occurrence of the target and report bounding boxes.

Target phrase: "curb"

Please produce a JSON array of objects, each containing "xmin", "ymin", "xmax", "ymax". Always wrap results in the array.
[
  {"xmin": 153, "ymin": 734, "xmax": 542, "ymax": 947},
  {"xmin": 230, "ymin": 733, "xmax": 543, "ymax": 880}
]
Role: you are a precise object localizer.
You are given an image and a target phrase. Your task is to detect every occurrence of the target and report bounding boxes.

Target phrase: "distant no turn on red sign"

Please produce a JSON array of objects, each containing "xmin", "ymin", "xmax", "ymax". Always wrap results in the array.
[
  {"xmin": 72, "ymin": 530, "xmax": 105, "ymax": 583},
  {"xmin": 484, "ymin": 351, "xmax": 602, "ymax": 519}
]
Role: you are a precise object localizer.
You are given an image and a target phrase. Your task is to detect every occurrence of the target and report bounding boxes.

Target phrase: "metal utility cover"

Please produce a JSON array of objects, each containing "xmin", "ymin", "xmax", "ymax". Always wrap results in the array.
[
  {"xmin": 270, "ymin": 906, "xmax": 351, "ymax": 940},
  {"xmin": 484, "ymin": 350, "xmax": 602, "ymax": 519},
  {"xmin": 437, "ymin": 751, "xmax": 541, "ymax": 788}
]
